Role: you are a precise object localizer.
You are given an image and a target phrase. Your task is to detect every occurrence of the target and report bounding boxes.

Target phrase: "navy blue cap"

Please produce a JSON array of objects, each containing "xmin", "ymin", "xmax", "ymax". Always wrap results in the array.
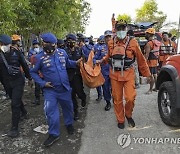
[
  {"xmin": 66, "ymin": 34, "xmax": 77, "ymax": 41},
  {"xmin": 98, "ymin": 35, "xmax": 105, "ymax": 41},
  {"xmin": 104, "ymin": 30, "xmax": 113, "ymax": 37},
  {"xmin": 32, "ymin": 39, "xmax": 39, "ymax": 45},
  {"xmin": 0, "ymin": 34, "xmax": 12, "ymax": 45},
  {"xmin": 41, "ymin": 32, "xmax": 57, "ymax": 44},
  {"xmin": 57, "ymin": 39, "xmax": 64, "ymax": 45}
]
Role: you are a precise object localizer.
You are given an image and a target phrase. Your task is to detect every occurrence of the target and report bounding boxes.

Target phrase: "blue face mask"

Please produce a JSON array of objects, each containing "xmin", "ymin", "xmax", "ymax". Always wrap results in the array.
[{"xmin": 116, "ymin": 31, "xmax": 127, "ymax": 39}]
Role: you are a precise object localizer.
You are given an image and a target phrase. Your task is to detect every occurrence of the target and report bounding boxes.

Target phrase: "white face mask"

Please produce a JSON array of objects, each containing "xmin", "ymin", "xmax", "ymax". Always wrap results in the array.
[
  {"xmin": 116, "ymin": 31, "xmax": 127, "ymax": 40},
  {"xmin": 1, "ymin": 45, "xmax": 11, "ymax": 53},
  {"xmin": 85, "ymin": 42, "xmax": 89, "ymax": 45},
  {"xmin": 34, "ymin": 47, "xmax": 40, "ymax": 53}
]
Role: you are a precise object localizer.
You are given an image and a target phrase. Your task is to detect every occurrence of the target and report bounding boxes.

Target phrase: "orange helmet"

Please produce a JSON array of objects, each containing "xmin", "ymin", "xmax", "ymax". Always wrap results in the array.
[
  {"xmin": 145, "ymin": 28, "xmax": 155, "ymax": 35},
  {"xmin": 11, "ymin": 34, "xmax": 21, "ymax": 41}
]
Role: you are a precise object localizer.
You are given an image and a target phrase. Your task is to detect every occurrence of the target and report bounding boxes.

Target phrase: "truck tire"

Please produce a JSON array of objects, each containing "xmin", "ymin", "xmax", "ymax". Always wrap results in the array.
[{"xmin": 158, "ymin": 81, "xmax": 180, "ymax": 126}]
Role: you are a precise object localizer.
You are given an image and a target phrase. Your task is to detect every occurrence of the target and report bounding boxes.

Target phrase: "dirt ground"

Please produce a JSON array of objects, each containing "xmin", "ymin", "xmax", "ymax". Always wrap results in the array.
[{"xmin": 0, "ymin": 83, "xmax": 89, "ymax": 154}]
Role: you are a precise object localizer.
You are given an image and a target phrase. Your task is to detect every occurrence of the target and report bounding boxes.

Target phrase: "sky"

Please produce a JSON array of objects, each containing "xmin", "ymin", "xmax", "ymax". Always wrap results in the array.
[{"xmin": 85, "ymin": 0, "xmax": 180, "ymax": 38}]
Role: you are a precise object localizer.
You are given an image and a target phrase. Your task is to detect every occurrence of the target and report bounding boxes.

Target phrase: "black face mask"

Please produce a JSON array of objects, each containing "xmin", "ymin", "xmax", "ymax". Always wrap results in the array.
[
  {"xmin": 58, "ymin": 45, "xmax": 65, "ymax": 49},
  {"xmin": 67, "ymin": 41, "xmax": 76, "ymax": 48},
  {"xmin": 43, "ymin": 44, "xmax": 56, "ymax": 53}
]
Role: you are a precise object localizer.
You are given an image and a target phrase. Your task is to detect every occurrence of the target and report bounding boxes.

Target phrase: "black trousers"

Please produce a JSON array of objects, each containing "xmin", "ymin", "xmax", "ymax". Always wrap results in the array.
[
  {"xmin": 69, "ymin": 74, "xmax": 86, "ymax": 112},
  {"xmin": 0, "ymin": 74, "xmax": 8, "ymax": 95},
  {"xmin": 35, "ymin": 82, "xmax": 41, "ymax": 99},
  {"xmin": 5, "ymin": 77, "xmax": 26, "ymax": 129}
]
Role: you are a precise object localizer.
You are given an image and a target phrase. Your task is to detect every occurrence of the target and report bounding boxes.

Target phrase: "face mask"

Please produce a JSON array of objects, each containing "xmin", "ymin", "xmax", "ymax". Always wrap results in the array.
[
  {"xmin": 1, "ymin": 45, "xmax": 10, "ymax": 53},
  {"xmin": 85, "ymin": 42, "xmax": 89, "ymax": 45},
  {"xmin": 34, "ymin": 47, "xmax": 40, "ymax": 54},
  {"xmin": 99, "ymin": 41, "xmax": 104, "ymax": 45},
  {"xmin": 116, "ymin": 31, "xmax": 127, "ymax": 39},
  {"xmin": 67, "ymin": 41, "xmax": 75, "ymax": 48},
  {"xmin": 43, "ymin": 45, "xmax": 56, "ymax": 54},
  {"xmin": 58, "ymin": 45, "xmax": 65, "ymax": 49}
]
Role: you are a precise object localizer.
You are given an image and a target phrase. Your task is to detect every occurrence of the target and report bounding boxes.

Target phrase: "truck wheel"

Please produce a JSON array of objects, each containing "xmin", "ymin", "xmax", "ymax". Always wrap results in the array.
[{"xmin": 158, "ymin": 81, "xmax": 180, "ymax": 126}]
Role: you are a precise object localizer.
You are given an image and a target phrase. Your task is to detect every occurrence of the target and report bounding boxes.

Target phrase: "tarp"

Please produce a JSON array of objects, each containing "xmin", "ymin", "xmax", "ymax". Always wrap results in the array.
[{"xmin": 80, "ymin": 50, "xmax": 105, "ymax": 88}]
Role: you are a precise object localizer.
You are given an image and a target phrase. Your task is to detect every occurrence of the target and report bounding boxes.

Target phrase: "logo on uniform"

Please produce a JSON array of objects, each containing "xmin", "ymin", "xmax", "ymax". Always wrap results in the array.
[{"xmin": 117, "ymin": 133, "xmax": 131, "ymax": 148}]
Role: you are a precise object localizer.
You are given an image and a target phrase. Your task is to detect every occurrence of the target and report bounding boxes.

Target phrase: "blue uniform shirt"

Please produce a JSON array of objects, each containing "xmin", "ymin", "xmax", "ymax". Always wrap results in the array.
[
  {"xmin": 30, "ymin": 48, "xmax": 77, "ymax": 92},
  {"xmin": 28, "ymin": 47, "xmax": 43, "ymax": 60},
  {"xmin": 94, "ymin": 43, "xmax": 110, "ymax": 76},
  {"xmin": 81, "ymin": 44, "xmax": 93, "ymax": 61}
]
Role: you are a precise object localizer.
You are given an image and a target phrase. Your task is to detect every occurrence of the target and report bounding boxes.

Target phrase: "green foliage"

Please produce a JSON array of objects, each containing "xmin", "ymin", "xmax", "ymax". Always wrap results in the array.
[
  {"xmin": 169, "ymin": 28, "xmax": 178, "ymax": 37},
  {"xmin": 135, "ymin": 0, "xmax": 167, "ymax": 30},
  {"xmin": 0, "ymin": 0, "xmax": 91, "ymax": 38},
  {"xmin": 117, "ymin": 14, "xmax": 132, "ymax": 23}
]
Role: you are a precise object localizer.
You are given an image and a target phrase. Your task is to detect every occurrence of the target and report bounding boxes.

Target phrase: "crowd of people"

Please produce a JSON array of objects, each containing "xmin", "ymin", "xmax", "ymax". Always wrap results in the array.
[{"xmin": 0, "ymin": 16, "xmax": 178, "ymax": 147}]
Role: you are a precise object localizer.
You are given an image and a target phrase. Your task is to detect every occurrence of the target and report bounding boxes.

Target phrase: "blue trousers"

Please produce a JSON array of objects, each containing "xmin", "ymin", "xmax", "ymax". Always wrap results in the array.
[
  {"xmin": 102, "ymin": 75, "xmax": 111, "ymax": 102},
  {"xmin": 96, "ymin": 86, "xmax": 102, "ymax": 97},
  {"xmin": 43, "ymin": 89, "xmax": 74, "ymax": 136}
]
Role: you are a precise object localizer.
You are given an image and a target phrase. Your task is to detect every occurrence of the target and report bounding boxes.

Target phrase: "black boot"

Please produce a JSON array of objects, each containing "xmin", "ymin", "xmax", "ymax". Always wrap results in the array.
[
  {"xmin": 126, "ymin": 117, "xmax": 135, "ymax": 128},
  {"xmin": 105, "ymin": 101, "xmax": 111, "ymax": 111},
  {"xmin": 96, "ymin": 95, "xmax": 102, "ymax": 101},
  {"xmin": 117, "ymin": 123, "xmax": 125, "ymax": 129},
  {"xmin": 81, "ymin": 99, "xmax": 86, "ymax": 108},
  {"xmin": 43, "ymin": 134, "xmax": 60, "ymax": 147},
  {"xmin": 7, "ymin": 127, "xmax": 19, "ymax": 138}
]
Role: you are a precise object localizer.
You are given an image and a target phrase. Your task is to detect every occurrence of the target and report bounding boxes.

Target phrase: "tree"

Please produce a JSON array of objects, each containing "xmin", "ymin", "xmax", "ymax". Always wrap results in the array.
[
  {"xmin": 169, "ymin": 28, "xmax": 178, "ymax": 37},
  {"xmin": 117, "ymin": 14, "xmax": 132, "ymax": 23},
  {"xmin": 0, "ymin": 0, "xmax": 91, "ymax": 39},
  {"xmin": 0, "ymin": 0, "xmax": 18, "ymax": 34},
  {"xmin": 135, "ymin": 0, "xmax": 167, "ymax": 30}
]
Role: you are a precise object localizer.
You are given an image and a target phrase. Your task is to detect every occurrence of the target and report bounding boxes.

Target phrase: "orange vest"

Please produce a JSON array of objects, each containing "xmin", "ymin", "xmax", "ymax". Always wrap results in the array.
[
  {"xmin": 103, "ymin": 37, "xmax": 151, "ymax": 81},
  {"xmin": 146, "ymin": 40, "xmax": 161, "ymax": 67}
]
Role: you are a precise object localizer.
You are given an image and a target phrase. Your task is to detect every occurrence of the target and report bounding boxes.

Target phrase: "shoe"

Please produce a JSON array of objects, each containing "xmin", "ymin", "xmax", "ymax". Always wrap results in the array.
[
  {"xmin": 7, "ymin": 127, "xmax": 19, "ymax": 138},
  {"xmin": 126, "ymin": 117, "xmax": 135, "ymax": 128},
  {"xmin": 66, "ymin": 124, "xmax": 74, "ymax": 135},
  {"xmin": 74, "ymin": 111, "xmax": 79, "ymax": 121},
  {"xmin": 118, "ymin": 123, "xmax": 125, "ymax": 129},
  {"xmin": 96, "ymin": 95, "xmax": 102, "ymax": 101},
  {"xmin": 105, "ymin": 101, "xmax": 111, "ymax": 111},
  {"xmin": 81, "ymin": 100, "xmax": 86, "ymax": 108},
  {"xmin": 43, "ymin": 135, "xmax": 60, "ymax": 147}
]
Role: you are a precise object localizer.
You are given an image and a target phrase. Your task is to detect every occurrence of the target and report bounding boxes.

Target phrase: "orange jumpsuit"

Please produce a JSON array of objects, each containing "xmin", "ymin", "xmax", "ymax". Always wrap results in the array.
[
  {"xmin": 103, "ymin": 37, "xmax": 151, "ymax": 123},
  {"xmin": 159, "ymin": 40, "xmax": 176, "ymax": 66}
]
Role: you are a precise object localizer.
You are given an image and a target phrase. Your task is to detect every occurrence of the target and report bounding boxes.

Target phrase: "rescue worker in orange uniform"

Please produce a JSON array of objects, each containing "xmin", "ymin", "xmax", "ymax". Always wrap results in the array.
[
  {"xmin": 11, "ymin": 35, "xmax": 24, "ymax": 54},
  {"xmin": 98, "ymin": 19, "xmax": 151, "ymax": 129},
  {"xmin": 144, "ymin": 28, "xmax": 161, "ymax": 94},
  {"xmin": 159, "ymin": 32, "xmax": 176, "ymax": 67}
]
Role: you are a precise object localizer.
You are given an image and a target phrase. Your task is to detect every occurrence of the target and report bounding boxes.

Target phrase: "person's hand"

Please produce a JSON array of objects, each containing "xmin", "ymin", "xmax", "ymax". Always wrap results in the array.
[
  {"xmin": 45, "ymin": 82, "xmax": 53, "ymax": 88},
  {"xmin": 96, "ymin": 59, "xmax": 103, "ymax": 64},
  {"xmin": 76, "ymin": 57, "xmax": 83, "ymax": 66},
  {"xmin": 28, "ymin": 79, "xmax": 33, "ymax": 88},
  {"xmin": 147, "ymin": 76, "xmax": 153, "ymax": 84}
]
